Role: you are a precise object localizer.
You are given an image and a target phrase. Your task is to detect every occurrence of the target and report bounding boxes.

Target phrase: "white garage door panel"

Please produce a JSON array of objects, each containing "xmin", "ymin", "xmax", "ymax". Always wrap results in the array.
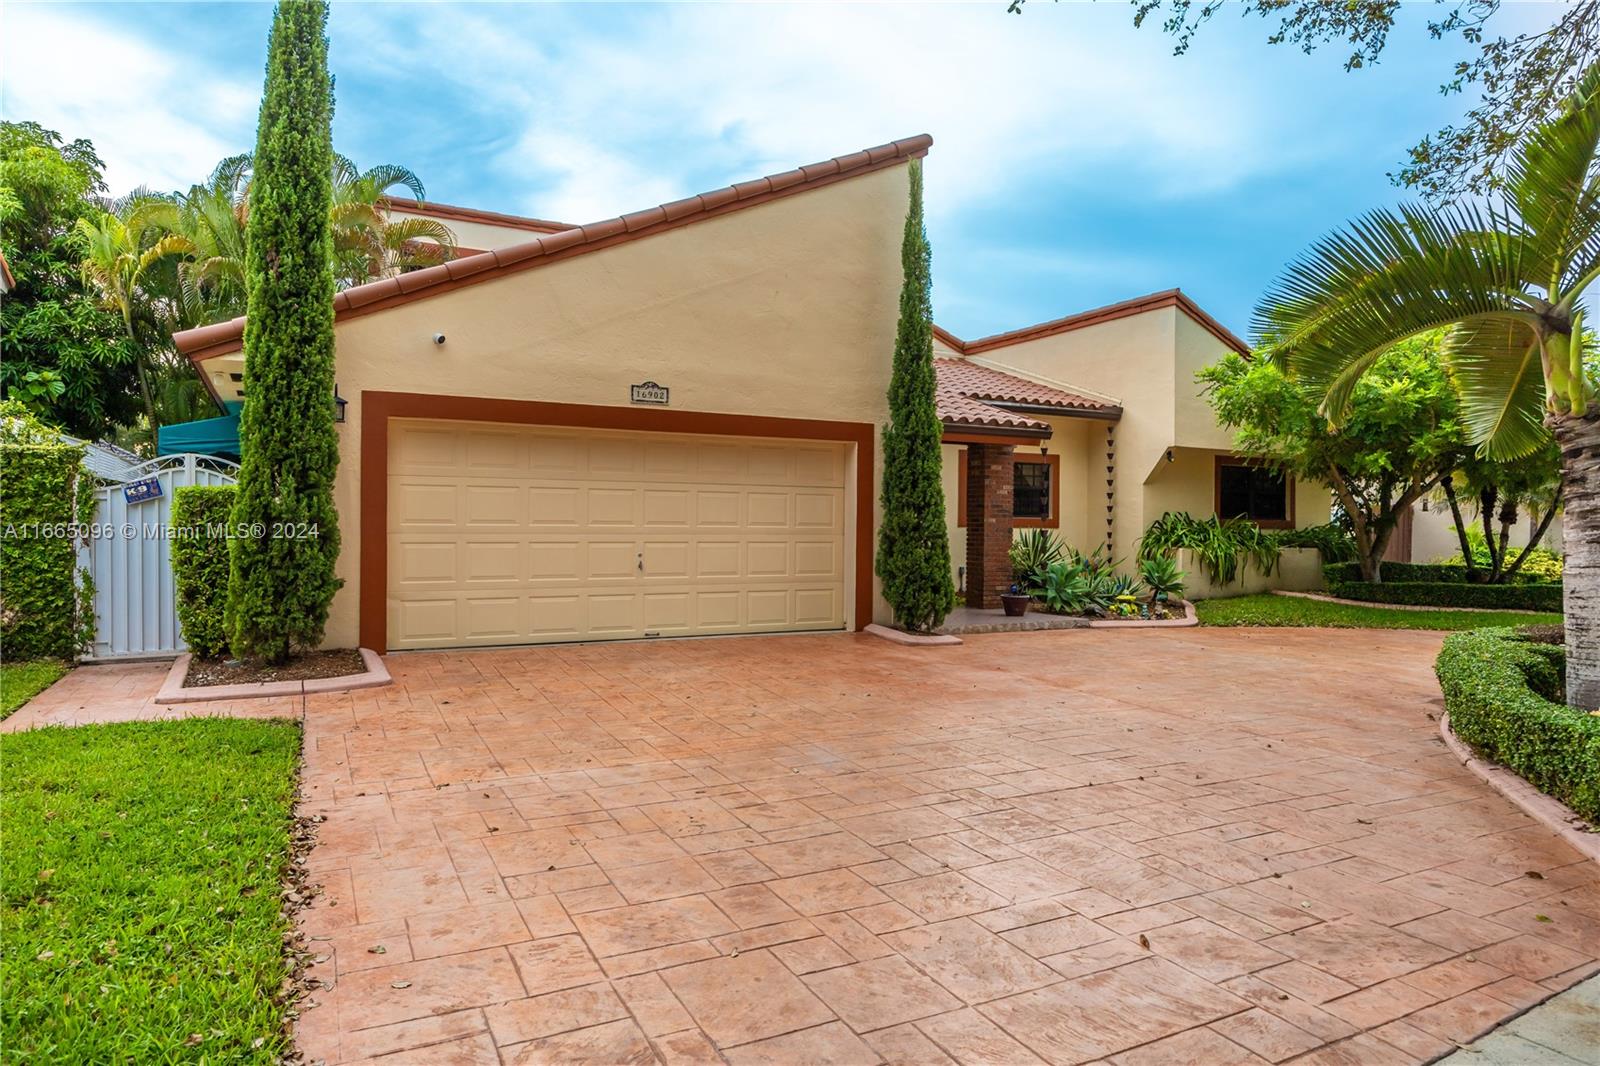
[{"xmin": 387, "ymin": 421, "xmax": 848, "ymax": 649}]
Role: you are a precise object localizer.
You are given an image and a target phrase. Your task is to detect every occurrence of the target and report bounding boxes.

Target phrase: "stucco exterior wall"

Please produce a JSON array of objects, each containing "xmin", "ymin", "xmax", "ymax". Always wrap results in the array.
[{"xmin": 307, "ymin": 164, "xmax": 911, "ymax": 647}]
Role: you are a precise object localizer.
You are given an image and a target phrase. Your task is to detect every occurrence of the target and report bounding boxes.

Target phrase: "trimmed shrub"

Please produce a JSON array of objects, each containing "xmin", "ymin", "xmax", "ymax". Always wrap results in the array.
[
  {"xmin": 0, "ymin": 403, "xmax": 95, "ymax": 659},
  {"xmin": 1323, "ymin": 561, "xmax": 1549, "ymax": 586},
  {"xmin": 1436, "ymin": 628, "xmax": 1600, "ymax": 822},
  {"xmin": 171, "ymin": 485, "xmax": 237, "ymax": 659},
  {"xmin": 226, "ymin": 0, "xmax": 342, "ymax": 662},
  {"xmin": 875, "ymin": 158, "xmax": 955, "ymax": 632},
  {"xmin": 1328, "ymin": 580, "xmax": 1563, "ymax": 612}
]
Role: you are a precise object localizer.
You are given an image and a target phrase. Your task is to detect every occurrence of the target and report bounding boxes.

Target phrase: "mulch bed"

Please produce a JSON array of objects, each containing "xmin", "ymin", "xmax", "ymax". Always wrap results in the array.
[{"xmin": 184, "ymin": 649, "xmax": 366, "ymax": 688}]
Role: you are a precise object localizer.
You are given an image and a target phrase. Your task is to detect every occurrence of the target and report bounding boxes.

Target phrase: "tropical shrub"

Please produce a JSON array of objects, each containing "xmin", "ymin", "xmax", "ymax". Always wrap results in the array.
[
  {"xmin": 1139, "ymin": 512, "xmax": 1280, "ymax": 585},
  {"xmin": 1009, "ymin": 529, "xmax": 1063, "ymax": 592},
  {"xmin": 1038, "ymin": 560, "xmax": 1093, "ymax": 614},
  {"xmin": 171, "ymin": 485, "xmax": 236, "ymax": 659},
  {"xmin": 1436, "ymin": 629, "xmax": 1599, "ymax": 821},
  {"xmin": 876, "ymin": 159, "xmax": 955, "ymax": 632},
  {"xmin": 1275, "ymin": 521, "xmax": 1358, "ymax": 563},
  {"xmin": 0, "ymin": 402, "xmax": 95, "ymax": 659},
  {"xmin": 225, "ymin": 0, "xmax": 343, "ymax": 662},
  {"xmin": 1139, "ymin": 555, "xmax": 1186, "ymax": 601}
]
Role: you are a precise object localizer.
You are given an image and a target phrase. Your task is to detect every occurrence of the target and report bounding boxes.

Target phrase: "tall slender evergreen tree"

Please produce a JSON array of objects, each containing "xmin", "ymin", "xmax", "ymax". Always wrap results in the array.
[
  {"xmin": 876, "ymin": 160, "xmax": 956, "ymax": 632},
  {"xmin": 225, "ymin": 0, "xmax": 341, "ymax": 662}
]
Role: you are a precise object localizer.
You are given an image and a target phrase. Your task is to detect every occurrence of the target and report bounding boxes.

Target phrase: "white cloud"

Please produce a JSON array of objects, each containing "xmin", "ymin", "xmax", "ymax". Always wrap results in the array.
[
  {"xmin": 1, "ymin": 4, "xmax": 256, "ymax": 194},
  {"xmin": 333, "ymin": 2, "xmax": 1274, "ymax": 223}
]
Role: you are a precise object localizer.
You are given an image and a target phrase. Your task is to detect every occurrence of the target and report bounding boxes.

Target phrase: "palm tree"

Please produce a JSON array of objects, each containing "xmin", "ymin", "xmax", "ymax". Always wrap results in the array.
[
  {"xmin": 173, "ymin": 153, "xmax": 456, "ymax": 317},
  {"xmin": 75, "ymin": 195, "xmax": 193, "ymax": 436},
  {"xmin": 1256, "ymin": 65, "xmax": 1600, "ymax": 707}
]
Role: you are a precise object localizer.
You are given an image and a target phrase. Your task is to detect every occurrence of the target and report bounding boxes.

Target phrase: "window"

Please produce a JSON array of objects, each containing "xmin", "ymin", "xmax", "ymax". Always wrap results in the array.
[
  {"xmin": 1013, "ymin": 460, "xmax": 1052, "ymax": 521},
  {"xmin": 956, "ymin": 450, "xmax": 1060, "ymax": 529},
  {"xmin": 1215, "ymin": 457, "xmax": 1291, "ymax": 527}
]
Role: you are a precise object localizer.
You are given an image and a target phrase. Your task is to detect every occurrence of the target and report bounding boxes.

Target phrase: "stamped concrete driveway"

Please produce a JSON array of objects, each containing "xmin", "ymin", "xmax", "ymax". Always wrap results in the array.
[{"xmin": 291, "ymin": 628, "xmax": 1600, "ymax": 1065}]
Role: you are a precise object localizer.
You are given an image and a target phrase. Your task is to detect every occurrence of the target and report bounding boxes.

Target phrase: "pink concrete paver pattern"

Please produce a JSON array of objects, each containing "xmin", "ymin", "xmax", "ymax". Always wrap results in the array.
[{"xmin": 21, "ymin": 628, "xmax": 1600, "ymax": 1064}]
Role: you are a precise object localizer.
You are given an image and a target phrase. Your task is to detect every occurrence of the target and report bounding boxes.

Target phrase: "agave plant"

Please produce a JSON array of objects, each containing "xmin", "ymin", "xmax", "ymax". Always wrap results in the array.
[
  {"xmin": 1009, "ymin": 528, "xmax": 1064, "ymax": 592},
  {"xmin": 1139, "ymin": 555, "xmax": 1186, "ymax": 602},
  {"xmin": 1256, "ymin": 63, "xmax": 1600, "ymax": 706},
  {"xmin": 1039, "ymin": 559, "xmax": 1093, "ymax": 614}
]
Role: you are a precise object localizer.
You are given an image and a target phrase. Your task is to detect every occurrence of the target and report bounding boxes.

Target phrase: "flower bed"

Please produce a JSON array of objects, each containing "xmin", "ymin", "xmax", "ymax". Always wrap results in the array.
[{"xmin": 1435, "ymin": 627, "xmax": 1600, "ymax": 824}]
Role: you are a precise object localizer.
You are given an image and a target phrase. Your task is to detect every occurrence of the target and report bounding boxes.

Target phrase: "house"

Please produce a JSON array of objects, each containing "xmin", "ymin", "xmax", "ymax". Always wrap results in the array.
[{"xmin": 173, "ymin": 134, "xmax": 1328, "ymax": 653}]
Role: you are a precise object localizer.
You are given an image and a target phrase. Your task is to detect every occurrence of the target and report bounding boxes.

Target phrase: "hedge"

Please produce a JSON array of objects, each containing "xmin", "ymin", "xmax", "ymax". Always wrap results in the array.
[
  {"xmin": 1328, "ymin": 580, "xmax": 1563, "ymax": 612},
  {"xmin": 171, "ymin": 485, "xmax": 236, "ymax": 659},
  {"xmin": 1436, "ymin": 628, "xmax": 1600, "ymax": 823},
  {"xmin": 1323, "ymin": 561, "xmax": 1549, "ymax": 585},
  {"xmin": 0, "ymin": 441, "xmax": 95, "ymax": 659}
]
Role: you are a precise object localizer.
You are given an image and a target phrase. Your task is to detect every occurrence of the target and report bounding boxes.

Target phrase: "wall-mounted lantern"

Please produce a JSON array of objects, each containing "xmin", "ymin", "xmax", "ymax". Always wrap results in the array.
[{"xmin": 334, "ymin": 384, "xmax": 347, "ymax": 424}]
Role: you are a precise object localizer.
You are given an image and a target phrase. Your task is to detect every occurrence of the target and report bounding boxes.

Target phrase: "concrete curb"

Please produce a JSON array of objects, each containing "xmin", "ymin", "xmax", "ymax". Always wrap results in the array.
[
  {"xmin": 155, "ymin": 648, "xmax": 391, "ymax": 705},
  {"xmin": 1272, "ymin": 589, "xmax": 1546, "ymax": 614},
  {"xmin": 1440, "ymin": 712, "xmax": 1599, "ymax": 864},
  {"xmin": 863, "ymin": 624, "xmax": 963, "ymax": 647},
  {"xmin": 1086, "ymin": 599, "xmax": 1198, "ymax": 629}
]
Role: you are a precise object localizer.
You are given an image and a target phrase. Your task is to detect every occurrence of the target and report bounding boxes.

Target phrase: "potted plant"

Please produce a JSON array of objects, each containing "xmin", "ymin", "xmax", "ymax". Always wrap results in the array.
[{"xmin": 1001, "ymin": 583, "xmax": 1031, "ymax": 616}]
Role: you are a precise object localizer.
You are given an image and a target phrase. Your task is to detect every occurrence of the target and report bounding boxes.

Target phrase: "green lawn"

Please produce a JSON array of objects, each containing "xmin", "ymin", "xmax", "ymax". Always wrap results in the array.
[
  {"xmin": 1, "ymin": 719, "xmax": 301, "ymax": 1063},
  {"xmin": 0, "ymin": 661, "xmax": 69, "ymax": 720},
  {"xmin": 1195, "ymin": 593, "xmax": 1562, "ymax": 630}
]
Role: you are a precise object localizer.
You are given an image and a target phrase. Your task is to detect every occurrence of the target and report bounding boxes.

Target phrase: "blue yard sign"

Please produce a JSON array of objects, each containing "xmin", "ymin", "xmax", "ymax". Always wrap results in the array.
[{"xmin": 122, "ymin": 477, "xmax": 163, "ymax": 505}]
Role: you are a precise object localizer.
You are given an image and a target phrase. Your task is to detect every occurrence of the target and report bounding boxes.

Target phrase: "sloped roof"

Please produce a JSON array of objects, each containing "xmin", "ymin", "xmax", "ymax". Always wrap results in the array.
[
  {"xmin": 177, "ymin": 135, "xmax": 933, "ymax": 363},
  {"xmin": 936, "ymin": 289, "xmax": 1249, "ymax": 357},
  {"xmin": 935, "ymin": 357, "xmax": 1119, "ymax": 433},
  {"xmin": 379, "ymin": 196, "xmax": 574, "ymax": 235}
]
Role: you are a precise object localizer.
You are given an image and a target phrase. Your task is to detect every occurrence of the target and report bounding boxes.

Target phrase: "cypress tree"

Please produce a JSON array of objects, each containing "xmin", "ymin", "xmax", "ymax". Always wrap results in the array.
[
  {"xmin": 225, "ymin": 0, "xmax": 341, "ymax": 662},
  {"xmin": 875, "ymin": 160, "xmax": 956, "ymax": 632}
]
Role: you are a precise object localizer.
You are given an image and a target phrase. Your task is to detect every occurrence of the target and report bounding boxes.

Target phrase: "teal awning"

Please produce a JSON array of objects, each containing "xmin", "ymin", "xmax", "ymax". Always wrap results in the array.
[{"xmin": 158, "ymin": 402, "xmax": 242, "ymax": 459}]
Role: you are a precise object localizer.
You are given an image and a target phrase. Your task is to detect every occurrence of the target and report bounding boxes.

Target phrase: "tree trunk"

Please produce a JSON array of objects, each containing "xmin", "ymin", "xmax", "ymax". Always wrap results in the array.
[
  {"xmin": 1552, "ymin": 406, "xmax": 1600, "ymax": 710},
  {"xmin": 1441, "ymin": 476, "xmax": 1480, "ymax": 581},
  {"xmin": 1505, "ymin": 493, "xmax": 1560, "ymax": 579}
]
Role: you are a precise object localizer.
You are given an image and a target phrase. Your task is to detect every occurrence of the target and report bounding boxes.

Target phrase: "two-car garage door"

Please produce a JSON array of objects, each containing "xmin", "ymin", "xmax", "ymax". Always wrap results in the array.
[{"xmin": 387, "ymin": 419, "xmax": 849, "ymax": 649}]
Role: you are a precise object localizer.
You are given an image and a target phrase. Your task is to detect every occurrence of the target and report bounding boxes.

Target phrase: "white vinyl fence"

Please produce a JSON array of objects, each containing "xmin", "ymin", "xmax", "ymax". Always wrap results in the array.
[{"xmin": 79, "ymin": 453, "xmax": 239, "ymax": 660}]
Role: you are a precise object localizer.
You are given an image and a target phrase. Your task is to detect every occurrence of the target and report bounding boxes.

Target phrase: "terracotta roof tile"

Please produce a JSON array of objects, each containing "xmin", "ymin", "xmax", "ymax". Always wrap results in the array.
[
  {"xmin": 177, "ymin": 134, "xmax": 933, "ymax": 363},
  {"xmin": 936, "ymin": 289, "xmax": 1248, "ymax": 357},
  {"xmin": 935, "ymin": 358, "xmax": 1119, "ymax": 431}
]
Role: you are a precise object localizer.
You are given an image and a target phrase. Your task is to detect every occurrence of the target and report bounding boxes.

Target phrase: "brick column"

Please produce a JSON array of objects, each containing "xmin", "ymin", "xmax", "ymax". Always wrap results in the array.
[{"xmin": 966, "ymin": 443, "xmax": 1015, "ymax": 609}]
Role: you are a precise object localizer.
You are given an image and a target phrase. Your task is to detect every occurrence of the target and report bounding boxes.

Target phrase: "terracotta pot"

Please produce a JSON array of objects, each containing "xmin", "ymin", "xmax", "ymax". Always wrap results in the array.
[{"xmin": 1001, "ymin": 593, "xmax": 1031, "ymax": 617}]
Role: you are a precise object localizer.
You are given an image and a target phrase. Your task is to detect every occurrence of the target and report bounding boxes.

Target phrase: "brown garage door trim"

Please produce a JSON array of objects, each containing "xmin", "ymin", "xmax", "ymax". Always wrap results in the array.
[{"xmin": 360, "ymin": 391, "xmax": 875, "ymax": 653}]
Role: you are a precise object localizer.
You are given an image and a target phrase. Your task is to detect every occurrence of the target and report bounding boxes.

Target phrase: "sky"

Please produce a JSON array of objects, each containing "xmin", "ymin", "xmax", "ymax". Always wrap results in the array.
[{"xmin": 0, "ymin": 1, "xmax": 1563, "ymax": 340}]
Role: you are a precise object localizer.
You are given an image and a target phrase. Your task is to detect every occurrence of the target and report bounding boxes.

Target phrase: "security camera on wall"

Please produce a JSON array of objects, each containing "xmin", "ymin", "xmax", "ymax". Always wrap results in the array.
[{"xmin": 432, "ymin": 333, "xmax": 446, "ymax": 346}]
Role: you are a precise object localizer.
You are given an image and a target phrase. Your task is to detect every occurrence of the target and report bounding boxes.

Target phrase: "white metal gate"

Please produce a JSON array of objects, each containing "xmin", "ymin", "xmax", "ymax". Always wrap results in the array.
[{"xmin": 80, "ymin": 454, "xmax": 239, "ymax": 660}]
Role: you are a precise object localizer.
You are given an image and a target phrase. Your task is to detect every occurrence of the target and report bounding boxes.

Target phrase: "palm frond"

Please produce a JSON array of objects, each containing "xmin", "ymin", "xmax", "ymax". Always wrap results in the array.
[
  {"xmin": 1442, "ymin": 315, "xmax": 1551, "ymax": 459},
  {"xmin": 360, "ymin": 163, "xmax": 426, "ymax": 200},
  {"xmin": 1509, "ymin": 63, "xmax": 1600, "ymax": 290},
  {"xmin": 1255, "ymin": 202, "xmax": 1537, "ymax": 421}
]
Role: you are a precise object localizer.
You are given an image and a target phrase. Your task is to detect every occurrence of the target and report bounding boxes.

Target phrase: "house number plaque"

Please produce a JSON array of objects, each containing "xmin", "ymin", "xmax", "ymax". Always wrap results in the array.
[{"xmin": 630, "ymin": 381, "xmax": 669, "ymax": 405}]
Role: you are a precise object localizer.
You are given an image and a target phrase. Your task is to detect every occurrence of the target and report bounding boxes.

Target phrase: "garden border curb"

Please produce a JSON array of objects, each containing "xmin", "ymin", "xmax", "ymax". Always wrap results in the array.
[
  {"xmin": 1086, "ymin": 598, "xmax": 1198, "ymax": 628},
  {"xmin": 154, "ymin": 648, "xmax": 391, "ymax": 704},
  {"xmin": 1439, "ymin": 712, "xmax": 1599, "ymax": 864},
  {"xmin": 863, "ymin": 624, "xmax": 963, "ymax": 646},
  {"xmin": 1273, "ymin": 590, "xmax": 1543, "ymax": 614}
]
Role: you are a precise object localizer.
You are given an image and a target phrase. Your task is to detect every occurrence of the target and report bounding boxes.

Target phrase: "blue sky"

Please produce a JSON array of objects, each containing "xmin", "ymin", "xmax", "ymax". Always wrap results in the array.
[{"xmin": 2, "ymin": 1, "xmax": 1560, "ymax": 340}]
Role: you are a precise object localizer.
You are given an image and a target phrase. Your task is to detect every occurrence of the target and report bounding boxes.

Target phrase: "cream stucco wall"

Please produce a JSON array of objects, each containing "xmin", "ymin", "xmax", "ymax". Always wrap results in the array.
[
  {"xmin": 1410, "ymin": 498, "xmax": 1563, "ymax": 564},
  {"xmin": 267, "ymin": 164, "xmax": 911, "ymax": 647},
  {"xmin": 938, "ymin": 307, "xmax": 1331, "ymax": 573}
]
